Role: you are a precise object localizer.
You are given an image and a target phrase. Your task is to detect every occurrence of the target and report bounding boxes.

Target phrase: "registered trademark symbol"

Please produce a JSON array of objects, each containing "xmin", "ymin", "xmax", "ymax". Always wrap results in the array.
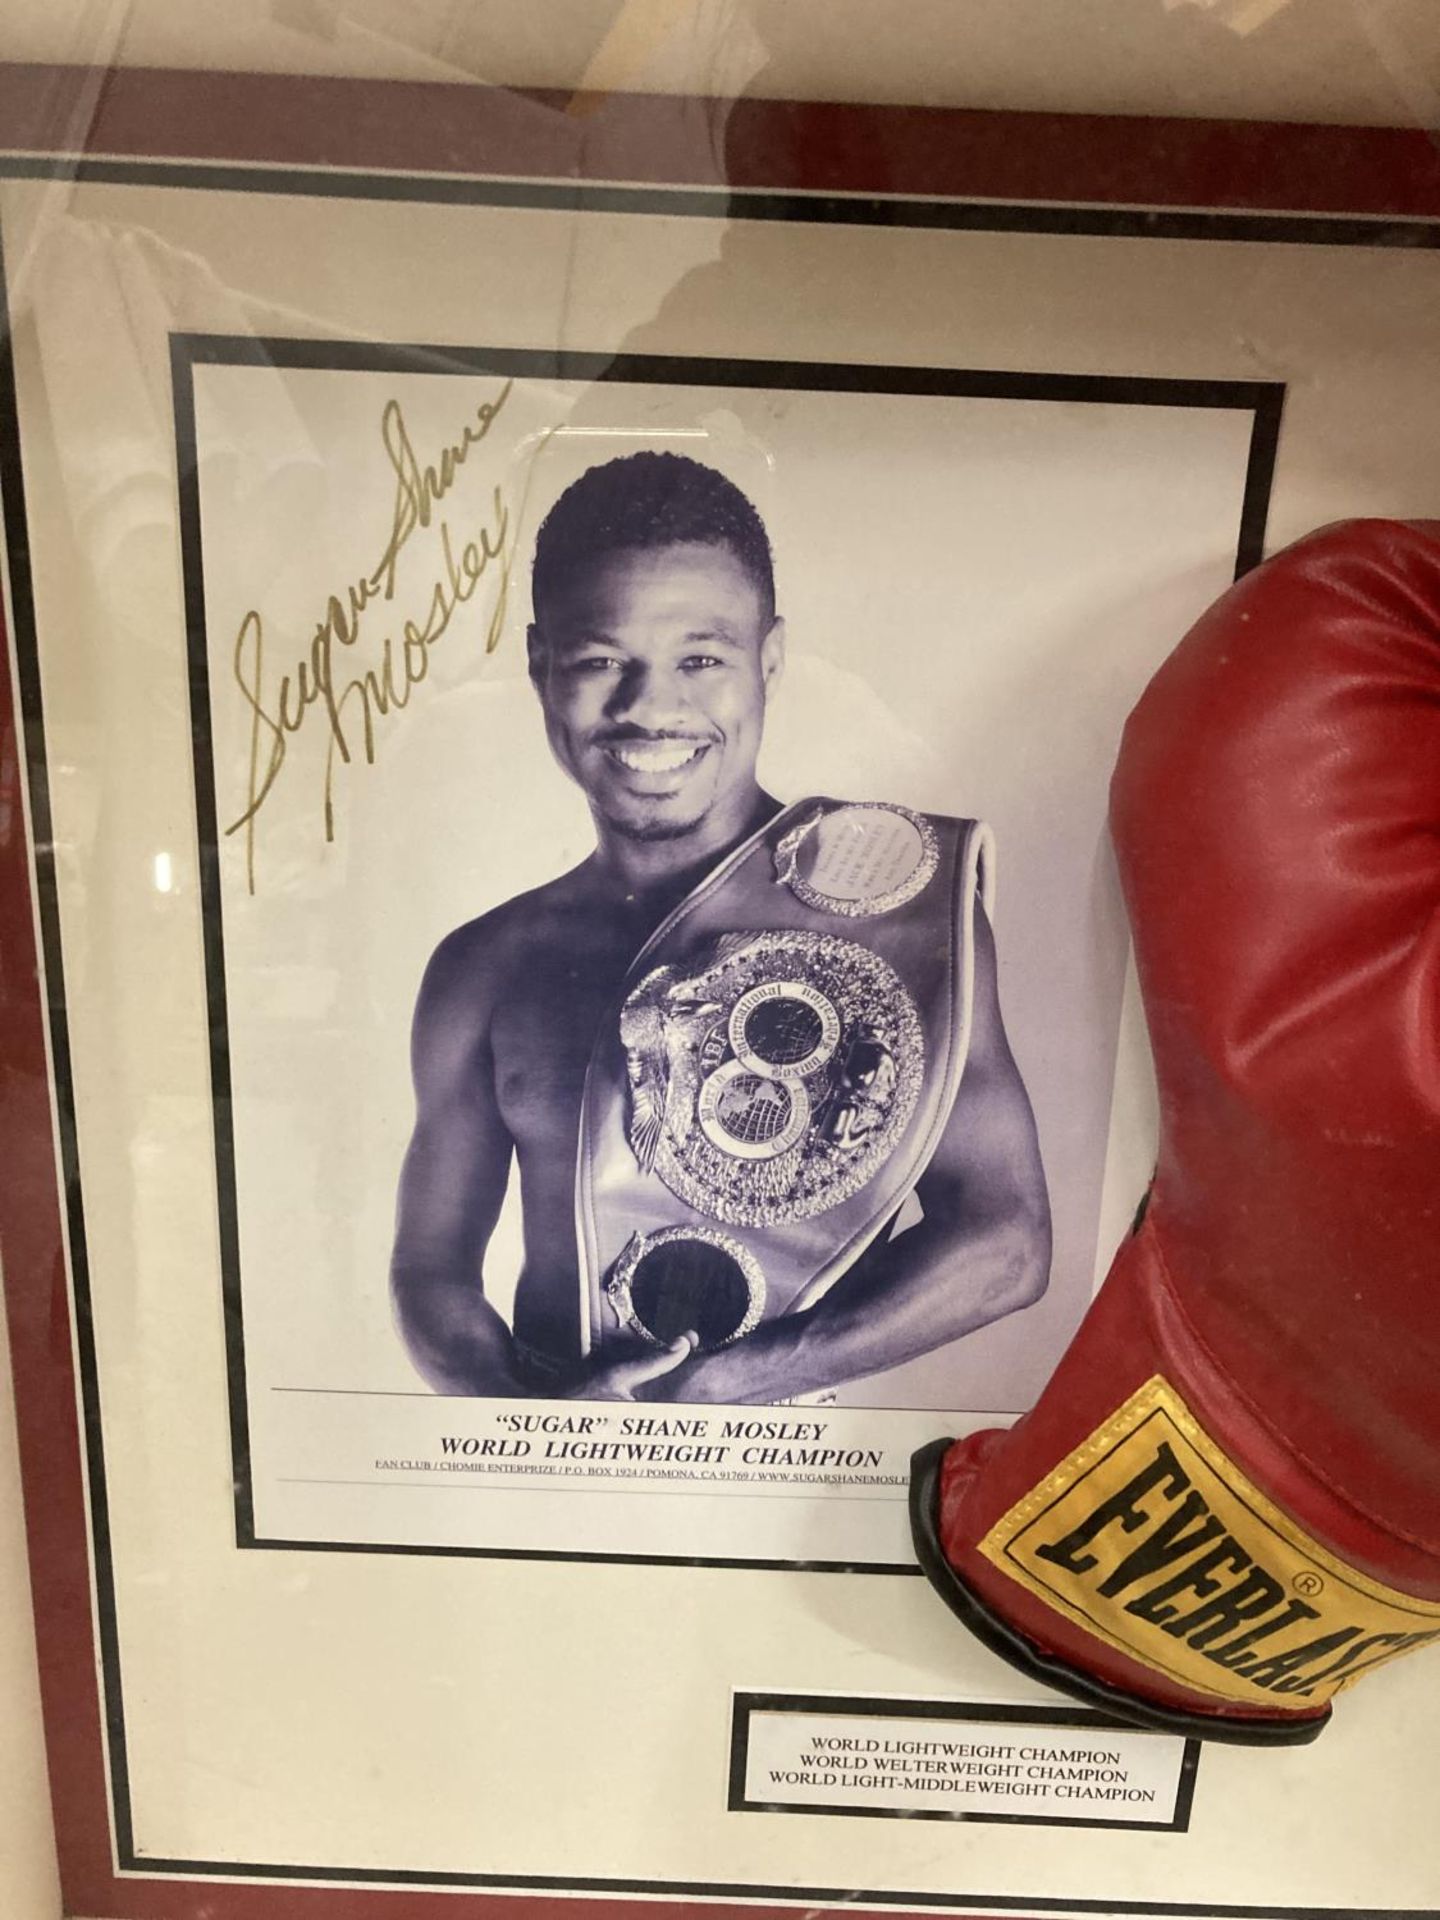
[{"xmin": 1293, "ymin": 1571, "xmax": 1324, "ymax": 1598}]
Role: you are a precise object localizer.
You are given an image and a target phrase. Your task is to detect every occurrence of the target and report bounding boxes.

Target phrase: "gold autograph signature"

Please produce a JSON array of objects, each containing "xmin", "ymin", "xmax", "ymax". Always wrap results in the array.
[{"xmin": 227, "ymin": 381, "xmax": 514, "ymax": 893}]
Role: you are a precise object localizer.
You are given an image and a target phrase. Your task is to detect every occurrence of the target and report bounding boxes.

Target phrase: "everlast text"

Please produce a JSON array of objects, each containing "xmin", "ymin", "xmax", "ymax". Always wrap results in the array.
[{"xmin": 980, "ymin": 1377, "xmax": 1440, "ymax": 1708}]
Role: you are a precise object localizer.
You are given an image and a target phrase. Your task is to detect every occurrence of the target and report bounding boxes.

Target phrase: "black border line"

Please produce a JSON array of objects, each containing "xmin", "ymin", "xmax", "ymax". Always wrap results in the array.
[
  {"xmin": 170, "ymin": 340, "xmax": 256, "ymax": 1550},
  {"xmin": 170, "ymin": 335, "xmax": 1281, "ymax": 1581},
  {"xmin": 180, "ymin": 327, "xmax": 1290, "ymax": 409},
  {"xmin": 6, "ymin": 151, "xmax": 1440, "ymax": 248},
  {"xmin": 1236, "ymin": 395, "xmax": 1283, "ymax": 580},
  {"xmin": 726, "ymin": 1693, "xmax": 1202, "ymax": 1833}
]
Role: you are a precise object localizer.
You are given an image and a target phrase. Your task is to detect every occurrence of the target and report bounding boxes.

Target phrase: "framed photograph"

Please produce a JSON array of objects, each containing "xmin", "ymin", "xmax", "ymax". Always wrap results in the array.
[{"xmin": 4, "ymin": 61, "xmax": 1440, "ymax": 1920}]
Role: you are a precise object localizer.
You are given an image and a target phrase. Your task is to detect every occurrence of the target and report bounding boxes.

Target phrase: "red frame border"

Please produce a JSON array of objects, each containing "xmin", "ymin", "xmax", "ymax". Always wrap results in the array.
[
  {"xmin": 3, "ymin": 61, "xmax": 1440, "ymax": 216},
  {"xmin": 0, "ymin": 62, "xmax": 1431, "ymax": 1920}
]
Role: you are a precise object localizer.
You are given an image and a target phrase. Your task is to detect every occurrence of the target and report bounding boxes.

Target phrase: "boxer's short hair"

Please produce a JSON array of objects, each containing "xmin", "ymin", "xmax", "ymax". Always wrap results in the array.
[{"xmin": 532, "ymin": 451, "xmax": 775, "ymax": 621}]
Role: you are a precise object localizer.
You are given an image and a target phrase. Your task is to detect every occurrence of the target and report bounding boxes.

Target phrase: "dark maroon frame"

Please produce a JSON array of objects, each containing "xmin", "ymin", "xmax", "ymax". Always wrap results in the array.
[{"xmin": 4, "ymin": 62, "xmax": 1440, "ymax": 220}]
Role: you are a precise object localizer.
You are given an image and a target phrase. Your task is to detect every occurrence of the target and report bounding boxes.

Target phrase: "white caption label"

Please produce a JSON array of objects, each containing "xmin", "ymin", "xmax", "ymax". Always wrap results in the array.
[{"xmin": 739, "ymin": 1706, "xmax": 1190, "ymax": 1828}]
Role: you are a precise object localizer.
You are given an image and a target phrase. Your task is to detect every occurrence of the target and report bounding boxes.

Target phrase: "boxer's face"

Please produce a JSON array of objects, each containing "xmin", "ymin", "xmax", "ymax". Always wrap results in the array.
[{"xmin": 529, "ymin": 541, "xmax": 784, "ymax": 843}]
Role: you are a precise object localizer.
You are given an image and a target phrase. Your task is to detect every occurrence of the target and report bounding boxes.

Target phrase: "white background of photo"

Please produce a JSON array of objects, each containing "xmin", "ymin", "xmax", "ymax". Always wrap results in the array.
[
  {"xmin": 197, "ymin": 359, "xmax": 1247, "ymax": 1412},
  {"xmin": 185, "ymin": 354, "xmax": 1251, "ymax": 1562}
]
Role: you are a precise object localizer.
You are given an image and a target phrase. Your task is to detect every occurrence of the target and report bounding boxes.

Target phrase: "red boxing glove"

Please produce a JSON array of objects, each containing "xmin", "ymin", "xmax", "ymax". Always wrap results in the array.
[{"xmin": 912, "ymin": 520, "xmax": 1440, "ymax": 1745}]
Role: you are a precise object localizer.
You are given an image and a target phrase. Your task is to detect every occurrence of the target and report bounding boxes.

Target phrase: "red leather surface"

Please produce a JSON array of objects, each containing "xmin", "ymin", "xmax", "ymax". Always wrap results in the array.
[{"xmin": 936, "ymin": 519, "xmax": 1440, "ymax": 1722}]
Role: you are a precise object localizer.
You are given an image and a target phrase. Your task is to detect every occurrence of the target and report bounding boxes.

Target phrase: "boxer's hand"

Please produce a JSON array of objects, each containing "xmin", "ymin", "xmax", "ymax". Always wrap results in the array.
[{"xmin": 572, "ymin": 1332, "xmax": 698, "ymax": 1401}]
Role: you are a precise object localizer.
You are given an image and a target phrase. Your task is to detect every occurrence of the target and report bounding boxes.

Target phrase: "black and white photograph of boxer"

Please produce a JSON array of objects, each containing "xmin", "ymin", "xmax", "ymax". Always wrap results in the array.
[
  {"xmin": 390, "ymin": 452, "xmax": 1052, "ymax": 1404},
  {"xmin": 191, "ymin": 346, "xmax": 1262, "ymax": 1560}
]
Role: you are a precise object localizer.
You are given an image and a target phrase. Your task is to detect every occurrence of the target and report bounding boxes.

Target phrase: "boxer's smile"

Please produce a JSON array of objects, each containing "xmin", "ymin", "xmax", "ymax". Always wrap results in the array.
[
  {"xmin": 601, "ymin": 732, "xmax": 714, "ymax": 786},
  {"xmin": 531, "ymin": 540, "xmax": 785, "ymax": 848}
]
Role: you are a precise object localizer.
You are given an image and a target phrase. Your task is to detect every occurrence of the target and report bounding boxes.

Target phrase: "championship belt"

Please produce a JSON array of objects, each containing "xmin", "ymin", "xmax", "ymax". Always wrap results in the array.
[{"xmin": 575, "ymin": 798, "xmax": 994, "ymax": 1361}]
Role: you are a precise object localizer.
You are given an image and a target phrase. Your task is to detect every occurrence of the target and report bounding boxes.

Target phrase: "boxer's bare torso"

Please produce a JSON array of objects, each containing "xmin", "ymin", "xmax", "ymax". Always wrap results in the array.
[
  {"xmin": 408, "ymin": 842, "xmax": 759, "ymax": 1378},
  {"xmin": 392, "ymin": 808, "xmax": 1052, "ymax": 1406}
]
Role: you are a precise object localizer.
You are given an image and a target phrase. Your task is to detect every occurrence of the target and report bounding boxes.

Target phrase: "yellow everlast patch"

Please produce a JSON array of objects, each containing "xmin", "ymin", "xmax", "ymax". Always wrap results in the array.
[{"xmin": 980, "ymin": 1377, "xmax": 1440, "ymax": 1707}]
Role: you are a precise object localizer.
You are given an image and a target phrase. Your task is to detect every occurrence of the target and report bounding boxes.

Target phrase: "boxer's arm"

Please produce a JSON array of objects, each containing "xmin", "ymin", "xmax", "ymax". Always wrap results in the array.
[
  {"xmin": 646, "ymin": 910, "xmax": 1051, "ymax": 1405},
  {"xmin": 391, "ymin": 926, "xmax": 527, "ymax": 1397}
]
